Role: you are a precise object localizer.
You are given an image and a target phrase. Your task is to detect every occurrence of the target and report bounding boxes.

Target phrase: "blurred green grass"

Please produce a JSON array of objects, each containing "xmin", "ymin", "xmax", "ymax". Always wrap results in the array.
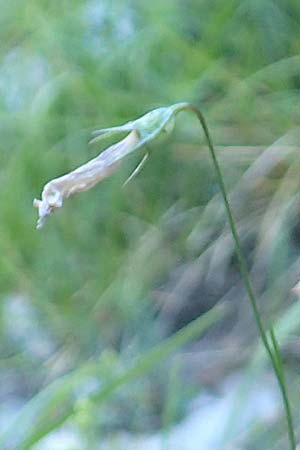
[{"xmin": 1, "ymin": 0, "xmax": 300, "ymax": 449}]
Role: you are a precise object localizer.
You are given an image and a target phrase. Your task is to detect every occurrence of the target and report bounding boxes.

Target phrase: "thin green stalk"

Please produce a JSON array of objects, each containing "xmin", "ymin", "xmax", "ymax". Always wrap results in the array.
[
  {"xmin": 269, "ymin": 324, "xmax": 296, "ymax": 449},
  {"xmin": 184, "ymin": 105, "xmax": 296, "ymax": 450}
]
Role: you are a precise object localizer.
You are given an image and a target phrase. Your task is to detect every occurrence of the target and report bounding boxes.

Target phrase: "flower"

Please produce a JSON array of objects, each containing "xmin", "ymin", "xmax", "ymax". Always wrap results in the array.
[{"xmin": 33, "ymin": 103, "xmax": 188, "ymax": 229}]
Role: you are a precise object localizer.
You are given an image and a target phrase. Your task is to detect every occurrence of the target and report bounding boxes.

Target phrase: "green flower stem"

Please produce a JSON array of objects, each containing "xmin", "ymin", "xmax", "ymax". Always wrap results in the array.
[
  {"xmin": 183, "ymin": 105, "xmax": 296, "ymax": 450},
  {"xmin": 269, "ymin": 323, "xmax": 296, "ymax": 450}
]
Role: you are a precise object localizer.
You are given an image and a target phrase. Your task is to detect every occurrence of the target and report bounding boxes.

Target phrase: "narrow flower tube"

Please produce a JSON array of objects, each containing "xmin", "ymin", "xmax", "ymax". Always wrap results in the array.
[
  {"xmin": 34, "ymin": 103, "xmax": 188, "ymax": 228},
  {"xmin": 34, "ymin": 130, "xmax": 139, "ymax": 229}
]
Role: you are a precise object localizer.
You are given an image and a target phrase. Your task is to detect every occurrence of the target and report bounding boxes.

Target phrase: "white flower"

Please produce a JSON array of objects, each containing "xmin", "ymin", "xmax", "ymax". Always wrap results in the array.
[{"xmin": 34, "ymin": 103, "xmax": 188, "ymax": 228}]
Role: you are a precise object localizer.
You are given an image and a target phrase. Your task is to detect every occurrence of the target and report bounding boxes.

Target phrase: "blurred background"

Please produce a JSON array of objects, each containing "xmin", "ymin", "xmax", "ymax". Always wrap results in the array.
[{"xmin": 1, "ymin": 0, "xmax": 300, "ymax": 449}]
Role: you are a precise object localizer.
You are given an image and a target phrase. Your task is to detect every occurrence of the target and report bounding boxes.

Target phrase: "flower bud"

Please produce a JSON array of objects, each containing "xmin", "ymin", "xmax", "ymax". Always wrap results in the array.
[{"xmin": 34, "ymin": 103, "xmax": 188, "ymax": 228}]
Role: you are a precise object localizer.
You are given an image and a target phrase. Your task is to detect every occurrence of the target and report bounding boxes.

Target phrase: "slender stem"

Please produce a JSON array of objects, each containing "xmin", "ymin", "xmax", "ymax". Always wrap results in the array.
[
  {"xmin": 185, "ymin": 105, "xmax": 296, "ymax": 450},
  {"xmin": 269, "ymin": 324, "xmax": 296, "ymax": 449}
]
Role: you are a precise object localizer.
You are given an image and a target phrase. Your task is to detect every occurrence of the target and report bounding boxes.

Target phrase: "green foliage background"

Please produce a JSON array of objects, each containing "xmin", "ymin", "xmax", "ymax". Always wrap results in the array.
[{"xmin": 1, "ymin": 1, "xmax": 300, "ymax": 449}]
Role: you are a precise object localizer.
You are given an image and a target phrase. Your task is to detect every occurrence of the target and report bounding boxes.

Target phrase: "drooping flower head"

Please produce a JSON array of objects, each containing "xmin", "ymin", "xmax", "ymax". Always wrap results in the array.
[{"xmin": 34, "ymin": 103, "xmax": 188, "ymax": 228}]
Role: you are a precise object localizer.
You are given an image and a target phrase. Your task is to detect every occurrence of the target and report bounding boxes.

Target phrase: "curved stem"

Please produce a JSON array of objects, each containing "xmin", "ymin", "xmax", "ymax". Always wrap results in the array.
[{"xmin": 184, "ymin": 105, "xmax": 296, "ymax": 450}]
